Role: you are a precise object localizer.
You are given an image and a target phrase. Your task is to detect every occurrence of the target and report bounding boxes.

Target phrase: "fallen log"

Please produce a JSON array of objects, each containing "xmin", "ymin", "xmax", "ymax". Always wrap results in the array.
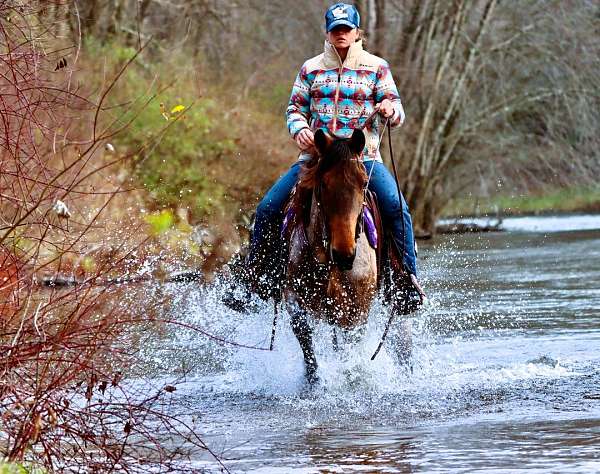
[
  {"xmin": 37, "ymin": 270, "xmax": 204, "ymax": 288},
  {"xmin": 436, "ymin": 221, "xmax": 503, "ymax": 234}
]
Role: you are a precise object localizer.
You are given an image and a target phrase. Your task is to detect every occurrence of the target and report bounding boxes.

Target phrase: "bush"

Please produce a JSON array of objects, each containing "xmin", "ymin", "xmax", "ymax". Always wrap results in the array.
[
  {"xmin": 129, "ymin": 97, "xmax": 234, "ymax": 220},
  {"xmin": 83, "ymin": 38, "xmax": 236, "ymax": 222},
  {"xmin": 0, "ymin": 463, "xmax": 44, "ymax": 474}
]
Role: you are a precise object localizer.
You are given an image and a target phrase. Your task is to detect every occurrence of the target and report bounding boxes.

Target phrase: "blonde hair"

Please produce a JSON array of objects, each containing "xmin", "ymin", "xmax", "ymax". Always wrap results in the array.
[{"xmin": 357, "ymin": 28, "xmax": 367, "ymax": 48}]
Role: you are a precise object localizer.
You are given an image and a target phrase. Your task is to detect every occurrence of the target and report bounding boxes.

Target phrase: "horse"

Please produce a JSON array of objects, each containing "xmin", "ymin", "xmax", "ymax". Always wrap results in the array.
[{"xmin": 284, "ymin": 128, "xmax": 381, "ymax": 384}]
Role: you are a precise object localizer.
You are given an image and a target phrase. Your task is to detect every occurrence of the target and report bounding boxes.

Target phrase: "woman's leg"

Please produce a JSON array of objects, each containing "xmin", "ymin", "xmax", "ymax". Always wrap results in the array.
[
  {"xmin": 364, "ymin": 160, "xmax": 418, "ymax": 276},
  {"xmin": 247, "ymin": 161, "xmax": 303, "ymax": 290}
]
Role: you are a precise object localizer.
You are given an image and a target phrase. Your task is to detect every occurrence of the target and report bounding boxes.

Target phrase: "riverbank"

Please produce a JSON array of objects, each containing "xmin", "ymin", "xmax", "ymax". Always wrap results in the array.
[
  {"xmin": 442, "ymin": 185, "xmax": 600, "ymax": 219},
  {"xmin": 438, "ymin": 213, "xmax": 600, "ymax": 234}
]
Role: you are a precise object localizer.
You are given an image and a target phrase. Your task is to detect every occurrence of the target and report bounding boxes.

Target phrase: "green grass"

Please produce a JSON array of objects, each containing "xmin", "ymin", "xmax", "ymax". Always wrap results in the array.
[{"xmin": 444, "ymin": 185, "xmax": 600, "ymax": 217}]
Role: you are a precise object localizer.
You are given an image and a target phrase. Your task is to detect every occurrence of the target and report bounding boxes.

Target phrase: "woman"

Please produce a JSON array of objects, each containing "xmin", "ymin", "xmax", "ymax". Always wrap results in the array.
[{"xmin": 242, "ymin": 2, "xmax": 423, "ymax": 304}]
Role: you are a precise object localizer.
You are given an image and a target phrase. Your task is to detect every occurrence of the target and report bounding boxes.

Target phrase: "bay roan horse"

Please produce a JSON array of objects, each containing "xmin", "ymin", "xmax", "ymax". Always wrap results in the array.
[{"xmin": 284, "ymin": 128, "xmax": 377, "ymax": 384}]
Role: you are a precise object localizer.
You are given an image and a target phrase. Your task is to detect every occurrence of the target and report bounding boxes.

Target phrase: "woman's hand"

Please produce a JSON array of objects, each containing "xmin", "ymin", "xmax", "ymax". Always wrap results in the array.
[
  {"xmin": 295, "ymin": 128, "xmax": 315, "ymax": 150},
  {"xmin": 375, "ymin": 99, "xmax": 395, "ymax": 119}
]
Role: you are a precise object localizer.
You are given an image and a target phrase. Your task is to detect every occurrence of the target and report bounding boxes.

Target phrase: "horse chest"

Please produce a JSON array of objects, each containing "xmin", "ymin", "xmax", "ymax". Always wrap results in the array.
[{"xmin": 286, "ymin": 231, "xmax": 377, "ymax": 328}]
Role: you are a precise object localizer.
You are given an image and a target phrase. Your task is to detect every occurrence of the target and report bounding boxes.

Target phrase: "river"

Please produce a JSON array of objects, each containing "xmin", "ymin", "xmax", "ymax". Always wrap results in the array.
[{"xmin": 150, "ymin": 215, "xmax": 600, "ymax": 473}]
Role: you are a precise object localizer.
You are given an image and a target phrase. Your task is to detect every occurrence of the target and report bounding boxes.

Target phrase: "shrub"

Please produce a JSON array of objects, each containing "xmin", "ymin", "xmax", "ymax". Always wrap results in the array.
[{"xmin": 82, "ymin": 38, "xmax": 236, "ymax": 222}]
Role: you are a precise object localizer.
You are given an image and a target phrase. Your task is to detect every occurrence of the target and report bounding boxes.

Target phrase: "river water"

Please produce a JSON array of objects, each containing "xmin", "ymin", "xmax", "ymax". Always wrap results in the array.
[{"xmin": 151, "ymin": 215, "xmax": 600, "ymax": 473}]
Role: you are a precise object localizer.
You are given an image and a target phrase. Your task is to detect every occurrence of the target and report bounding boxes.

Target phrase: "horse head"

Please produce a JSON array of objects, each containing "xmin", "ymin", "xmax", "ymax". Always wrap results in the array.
[{"xmin": 307, "ymin": 128, "xmax": 368, "ymax": 271}]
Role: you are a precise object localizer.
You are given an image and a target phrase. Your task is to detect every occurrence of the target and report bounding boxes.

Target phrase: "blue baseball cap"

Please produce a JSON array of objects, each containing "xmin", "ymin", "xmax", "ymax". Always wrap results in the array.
[{"xmin": 325, "ymin": 3, "xmax": 360, "ymax": 32}]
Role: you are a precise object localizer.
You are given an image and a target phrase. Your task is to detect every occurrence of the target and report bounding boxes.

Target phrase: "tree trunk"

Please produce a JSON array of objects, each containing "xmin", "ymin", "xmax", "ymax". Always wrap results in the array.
[
  {"xmin": 355, "ymin": 0, "xmax": 385, "ymax": 55},
  {"xmin": 372, "ymin": 0, "xmax": 386, "ymax": 56}
]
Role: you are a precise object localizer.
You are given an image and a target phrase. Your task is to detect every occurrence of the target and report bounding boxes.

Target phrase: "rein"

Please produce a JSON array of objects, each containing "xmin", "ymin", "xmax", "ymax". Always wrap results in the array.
[
  {"xmin": 356, "ymin": 117, "xmax": 390, "ymax": 248},
  {"xmin": 313, "ymin": 183, "xmax": 334, "ymax": 263},
  {"xmin": 364, "ymin": 117, "xmax": 390, "ymax": 197},
  {"xmin": 371, "ymin": 118, "xmax": 414, "ymax": 361}
]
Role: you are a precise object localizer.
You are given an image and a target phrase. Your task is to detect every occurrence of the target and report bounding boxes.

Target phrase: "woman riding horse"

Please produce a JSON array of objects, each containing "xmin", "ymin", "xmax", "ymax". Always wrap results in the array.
[{"xmin": 230, "ymin": 2, "xmax": 424, "ymax": 308}]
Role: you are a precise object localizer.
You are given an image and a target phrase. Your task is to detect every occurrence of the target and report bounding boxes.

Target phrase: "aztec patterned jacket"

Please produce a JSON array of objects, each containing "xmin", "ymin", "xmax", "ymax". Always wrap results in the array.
[{"xmin": 286, "ymin": 40, "xmax": 405, "ymax": 162}]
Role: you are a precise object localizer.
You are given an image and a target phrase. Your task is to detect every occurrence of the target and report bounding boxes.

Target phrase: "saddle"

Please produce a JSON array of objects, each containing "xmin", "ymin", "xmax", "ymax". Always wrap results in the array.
[{"xmin": 281, "ymin": 188, "xmax": 417, "ymax": 315}]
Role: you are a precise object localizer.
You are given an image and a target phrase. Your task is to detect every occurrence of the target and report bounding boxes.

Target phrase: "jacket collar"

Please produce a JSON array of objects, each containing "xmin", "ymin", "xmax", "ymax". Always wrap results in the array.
[{"xmin": 323, "ymin": 39, "xmax": 364, "ymax": 69}]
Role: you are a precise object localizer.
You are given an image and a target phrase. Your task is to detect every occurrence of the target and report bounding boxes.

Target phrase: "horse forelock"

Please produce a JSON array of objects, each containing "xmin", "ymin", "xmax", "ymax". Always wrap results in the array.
[{"xmin": 296, "ymin": 139, "xmax": 364, "ymax": 192}]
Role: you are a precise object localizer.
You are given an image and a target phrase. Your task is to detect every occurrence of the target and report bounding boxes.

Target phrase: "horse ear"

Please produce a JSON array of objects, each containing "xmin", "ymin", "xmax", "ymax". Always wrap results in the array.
[
  {"xmin": 314, "ymin": 129, "xmax": 331, "ymax": 155},
  {"xmin": 350, "ymin": 129, "xmax": 366, "ymax": 156}
]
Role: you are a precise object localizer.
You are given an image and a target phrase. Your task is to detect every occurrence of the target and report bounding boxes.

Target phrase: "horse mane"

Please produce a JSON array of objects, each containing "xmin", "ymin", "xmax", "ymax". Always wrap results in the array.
[{"xmin": 297, "ymin": 140, "xmax": 358, "ymax": 190}]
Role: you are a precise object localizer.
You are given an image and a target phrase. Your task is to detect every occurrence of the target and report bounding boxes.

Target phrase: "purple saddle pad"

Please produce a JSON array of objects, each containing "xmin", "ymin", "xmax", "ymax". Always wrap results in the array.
[
  {"xmin": 363, "ymin": 206, "xmax": 378, "ymax": 249},
  {"xmin": 282, "ymin": 206, "xmax": 377, "ymax": 249},
  {"xmin": 281, "ymin": 207, "xmax": 295, "ymax": 237}
]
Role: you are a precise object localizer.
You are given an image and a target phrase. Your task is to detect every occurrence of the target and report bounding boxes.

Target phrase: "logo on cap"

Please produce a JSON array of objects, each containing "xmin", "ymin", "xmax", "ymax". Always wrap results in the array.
[{"xmin": 332, "ymin": 6, "xmax": 348, "ymax": 19}]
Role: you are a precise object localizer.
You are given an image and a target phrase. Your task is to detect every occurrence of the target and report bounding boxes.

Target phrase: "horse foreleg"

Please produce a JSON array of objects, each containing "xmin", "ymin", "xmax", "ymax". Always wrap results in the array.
[
  {"xmin": 331, "ymin": 327, "xmax": 339, "ymax": 352},
  {"xmin": 290, "ymin": 312, "xmax": 319, "ymax": 385}
]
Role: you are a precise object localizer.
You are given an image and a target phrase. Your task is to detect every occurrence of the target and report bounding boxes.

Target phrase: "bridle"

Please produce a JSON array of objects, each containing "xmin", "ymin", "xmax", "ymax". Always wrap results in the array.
[
  {"xmin": 312, "ymin": 159, "xmax": 364, "ymax": 264},
  {"xmin": 312, "ymin": 117, "xmax": 390, "ymax": 264}
]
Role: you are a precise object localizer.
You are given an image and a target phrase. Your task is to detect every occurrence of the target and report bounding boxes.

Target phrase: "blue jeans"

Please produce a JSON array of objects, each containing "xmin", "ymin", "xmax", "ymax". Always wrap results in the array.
[
  {"xmin": 249, "ymin": 160, "xmax": 418, "ymax": 276},
  {"xmin": 363, "ymin": 160, "xmax": 418, "ymax": 276},
  {"xmin": 248, "ymin": 161, "xmax": 303, "ymax": 270}
]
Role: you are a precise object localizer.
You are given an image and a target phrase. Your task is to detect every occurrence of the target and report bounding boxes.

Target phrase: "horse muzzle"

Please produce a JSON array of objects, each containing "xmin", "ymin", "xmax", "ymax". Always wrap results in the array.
[{"xmin": 331, "ymin": 248, "xmax": 356, "ymax": 271}]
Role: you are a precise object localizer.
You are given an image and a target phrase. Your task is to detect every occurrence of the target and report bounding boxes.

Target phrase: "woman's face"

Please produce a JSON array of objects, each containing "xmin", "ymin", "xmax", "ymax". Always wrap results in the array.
[{"xmin": 327, "ymin": 25, "xmax": 359, "ymax": 50}]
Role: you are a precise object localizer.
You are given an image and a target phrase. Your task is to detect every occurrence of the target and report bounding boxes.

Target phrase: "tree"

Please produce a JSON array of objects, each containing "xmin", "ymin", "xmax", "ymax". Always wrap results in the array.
[
  {"xmin": 67, "ymin": 0, "xmax": 600, "ymax": 232},
  {"xmin": 388, "ymin": 0, "xmax": 600, "ymax": 231}
]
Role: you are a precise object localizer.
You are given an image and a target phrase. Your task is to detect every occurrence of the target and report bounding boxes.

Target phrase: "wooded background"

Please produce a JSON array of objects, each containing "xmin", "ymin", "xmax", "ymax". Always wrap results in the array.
[{"xmin": 12, "ymin": 1, "xmax": 600, "ymax": 232}]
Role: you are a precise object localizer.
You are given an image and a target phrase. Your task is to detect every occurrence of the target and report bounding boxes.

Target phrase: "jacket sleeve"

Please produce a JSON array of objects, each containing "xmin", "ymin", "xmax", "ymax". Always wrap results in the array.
[
  {"xmin": 375, "ymin": 60, "xmax": 405, "ymax": 129},
  {"xmin": 286, "ymin": 63, "xmax": 313, "ymax": 139}
]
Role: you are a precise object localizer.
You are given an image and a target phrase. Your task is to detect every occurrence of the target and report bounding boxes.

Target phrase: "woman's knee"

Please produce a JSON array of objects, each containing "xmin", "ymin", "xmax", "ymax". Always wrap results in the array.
[{"xmin": 257, "ymin": 173, "xmax": 297, "ymax": 220}]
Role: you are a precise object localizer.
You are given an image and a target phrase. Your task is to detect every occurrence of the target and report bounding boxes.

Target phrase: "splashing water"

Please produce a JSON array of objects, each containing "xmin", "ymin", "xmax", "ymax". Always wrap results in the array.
[{"xmin": 137, "ymin": 218, "xmax": 600, "ymax": 473}]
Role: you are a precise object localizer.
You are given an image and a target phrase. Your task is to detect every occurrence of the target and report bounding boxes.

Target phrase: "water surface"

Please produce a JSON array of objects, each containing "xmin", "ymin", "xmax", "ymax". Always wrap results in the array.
[{"xmin": 152, "ymin": 215, "xmax": 600, "ymax": 472}]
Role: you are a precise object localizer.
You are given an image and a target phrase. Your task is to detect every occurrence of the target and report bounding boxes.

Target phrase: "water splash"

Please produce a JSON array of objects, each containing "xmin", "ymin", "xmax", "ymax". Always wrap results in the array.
[
  {"xmin": 127, "ymin": 225, "xmax": 600, "ymax": 472},
  {"xmin": 139, "ymin": 270, "xmax": 574, "ymax": 420}
]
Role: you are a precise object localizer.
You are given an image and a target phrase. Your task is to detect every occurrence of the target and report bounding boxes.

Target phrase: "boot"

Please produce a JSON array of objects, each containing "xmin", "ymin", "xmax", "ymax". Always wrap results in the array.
[
  {"xmin": 383, "ymin": 238, "xmax": 425, "ymax": 315},
  {"xmin": 246, "ymin": 243, "xmax": 285, "ymax": 302},
  {"xmin": 222, "ymin": 243, "xmax": 285, "ymax": 313},
  {"xmin": 221, "ymin": 254, "xmax": 254, "ymax": 313},
  {"xmin": 400, "ymin": 273, "xmax": 425, "ymax": 314}
]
